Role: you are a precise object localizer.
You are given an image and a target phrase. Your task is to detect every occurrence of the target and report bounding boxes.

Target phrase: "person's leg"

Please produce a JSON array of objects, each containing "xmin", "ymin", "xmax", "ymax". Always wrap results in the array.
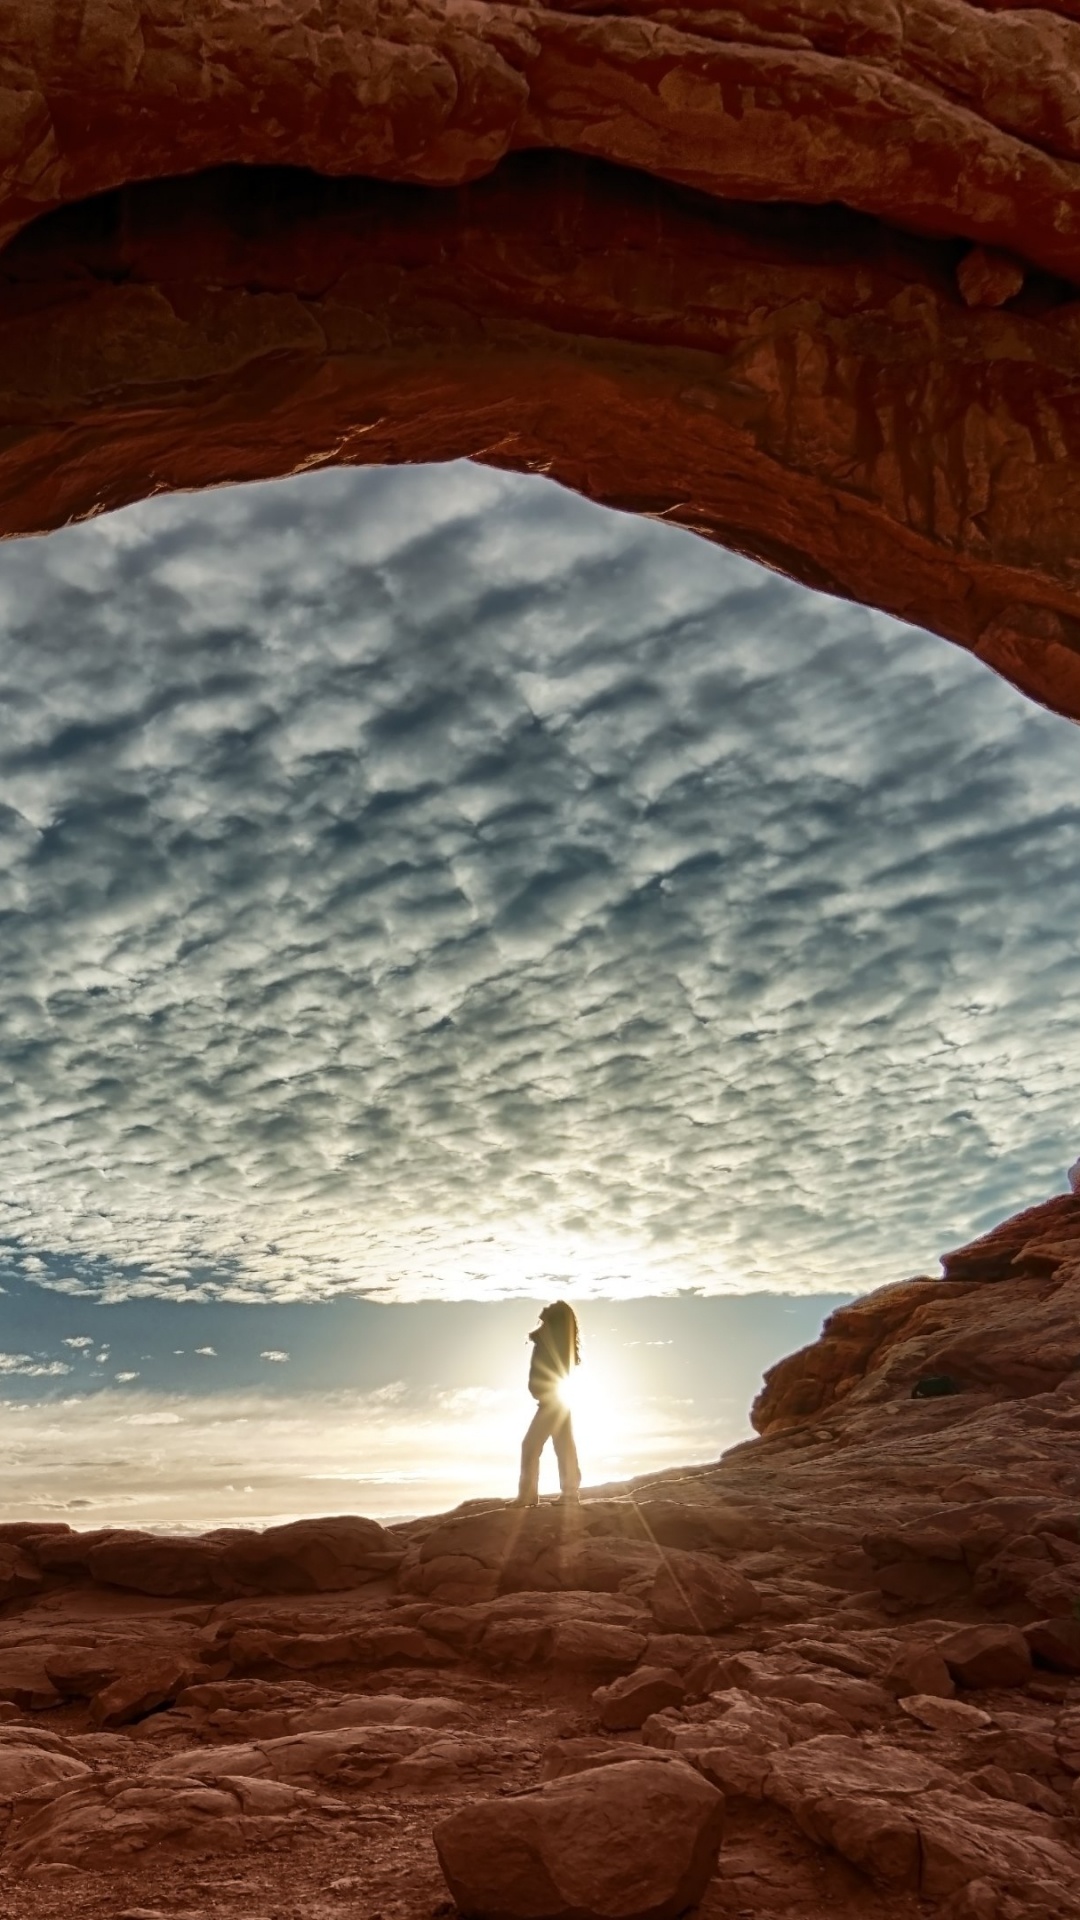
[
  {"xmin": 518, "ymin": 1400, "xmax": 558, "ymax": 1502},
  {"xmin": 551, "ymin": 1405, "xmax": 581, "ymax": 1496}
]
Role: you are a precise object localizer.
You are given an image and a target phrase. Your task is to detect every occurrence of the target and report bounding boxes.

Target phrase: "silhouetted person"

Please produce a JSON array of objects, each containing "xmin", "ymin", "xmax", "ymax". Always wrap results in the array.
[{"xmin": 515, "ymin": 1300, "xmax": 582, "ymax": 1507}]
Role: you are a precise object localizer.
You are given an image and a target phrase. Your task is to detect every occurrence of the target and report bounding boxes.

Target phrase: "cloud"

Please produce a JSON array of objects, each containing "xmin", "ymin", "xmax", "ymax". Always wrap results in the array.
[
  {"xmin": 29, "ymin": 1275, "xmax": 98, "ymax": 1297},
  {"xmin": 260, "ymin": 1350, "xmax": 290, "ymax": 1364},
  {"xmin": 0, "ymin": 461, "xmax": 1076, "ymax": 1311},
  {"xmin": 62, "ymin": 1336, "xmax": 94, "ymax": 1349},
  {"xmin": 113, "ymin": 1371, "xmax": 140, "ymax": 1383},
  {"xmin": 0, "ymin": 1353, "xmax": 72, "ymax": 1377},
  {"xmin": 195, "ymin": 1346, "xmax": 217, "ymax": 1356}
]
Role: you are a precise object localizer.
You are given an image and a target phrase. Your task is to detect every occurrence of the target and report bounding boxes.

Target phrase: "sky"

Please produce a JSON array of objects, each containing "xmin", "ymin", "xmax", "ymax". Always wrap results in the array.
[{"xmin": 0, "ymin": 459, "xmax": 1077, "ymax": 1523}]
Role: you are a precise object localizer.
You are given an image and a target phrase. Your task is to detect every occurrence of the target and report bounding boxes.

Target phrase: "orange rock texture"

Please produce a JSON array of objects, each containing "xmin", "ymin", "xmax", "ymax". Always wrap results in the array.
[
  {"xmin": 2, "ymin": 2, "xmax": 1080, "ymax": 717},
  {"xmin": 752, "ymin": 1189, "xmax": 1080, "ymax": 1433},
  {"xmin": 4, "ymin": 1190, "xmax": 1080, "ymax": 1919}
]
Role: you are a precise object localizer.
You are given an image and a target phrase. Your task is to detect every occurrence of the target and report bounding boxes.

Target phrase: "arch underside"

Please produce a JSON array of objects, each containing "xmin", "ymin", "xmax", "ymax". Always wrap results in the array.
[{"xmin": 3, "ymin": 1, "xmax": 1080, "ymax": 721}]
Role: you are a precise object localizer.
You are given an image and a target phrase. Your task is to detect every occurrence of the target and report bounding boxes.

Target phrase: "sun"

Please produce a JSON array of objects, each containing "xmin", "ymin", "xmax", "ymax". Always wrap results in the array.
[{"xmin": 553, "ymin": 1359, "xmax": 621, "ymax": 1463}]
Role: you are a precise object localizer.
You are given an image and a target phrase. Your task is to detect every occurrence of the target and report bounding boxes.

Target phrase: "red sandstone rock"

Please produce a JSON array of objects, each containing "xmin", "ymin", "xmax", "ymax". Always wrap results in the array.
[
  {"xmin": 938, "ymin": 1626, "xmax": 1034, "ymax": 1691},
  {"xmin": 648, "ymin": 1553, "xmax": 760, "ymax": 1634},
  {"xmin": 970, "ymin": 1764, "xmax": 1067, "ymax": 1817},
  {"xmin": 216, "ymin": 1516, "xmax": 404, "ymax": 1590},
  {"xmin": 752, "ymin": 1280, "xmax": 963, "ymax": 1433},
  {"xmin": 6, "ymin": 2, "xmax": 1080, "ymax": 728},
  {"xmin": 941, "ymin": 1196, "xmax": 1080, "ymax": 1282},
  {"xmin": 0, "ymin": 1654, "xmax": 60, "ymax": 1712},
  {"xmin": 43, "ymin": 1649, "xmax": 123, "ymax": 1698},
  {"xmin": 0, "ymin": 1545, "xmax": 41, "ymax": 1606},
  {"xmin": 72, "ymin": 1516, "xmax": 403, "ymax": 1600},
  {"xmin": 884, "ymin": 1644, "xmax": 956, "ymax": 1700},
  {"xmin": 540, "ymin": 1739, "xmax": 642, "ymax": 1783},
  {"xmin": 897, "ymin": 1695, "xmax": 991, "ymax": 1733},
  {"xmin": 766, "ymin": 1734, "xmax": 1080, "ymax": 1907},
  {"xmin": 1025, "ymin": 1618, "xmax": 1080, "ymax": 1674},
  {"xmin": 433, "ymin": 1758, "xmax": 725, "ymax": 1920},
  {"xmin": 0, "ymin": 1733, "xmax": 92, "ymax": 1809},
  {"xmin": 755, "ymin": 1207, "xmax": 1080, "ymax": 1434},
  {"xmin": 86, "ymin": 1534, "xmax": 229, "ymax": 1599},
  {"xmin": 548, "ymin": 1620, "xmax": 647, "ymax": 1675},
  {"xmin": 956, "ymin": 247, "xmax": 1026, "ymax": 309},
  {"xmin": 593, "ymin": 1667, "xmax": 686, "ymax": 1732},
  {"xmin": 629, "ymin": 1501, "xmax": 761, "ymax": 1555},
  {"xmin": 153, "ymin": 1725, "xmax": 426, "ymax": 1787},
  {"xmin": 9, "ymin": 0, "xmax": 1080, "ymax": 279},
  {"xmin": 90, "ymin": 1655, "xmax": 199, "ymax": 1729},
  {"xmin": 3, "ymin": 1772, "xmax": 322, "ymax": 1874}
]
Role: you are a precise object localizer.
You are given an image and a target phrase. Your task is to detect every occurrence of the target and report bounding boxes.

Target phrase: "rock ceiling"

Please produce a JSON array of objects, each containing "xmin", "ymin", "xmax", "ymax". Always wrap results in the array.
[{"xmin": 2, "ymin": 0, "xmax": 1080, "ymax": 717}]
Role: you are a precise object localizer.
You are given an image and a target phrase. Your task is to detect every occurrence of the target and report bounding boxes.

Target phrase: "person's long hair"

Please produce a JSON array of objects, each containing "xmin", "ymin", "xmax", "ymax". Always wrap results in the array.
[{"xmin": 538, "ymin": 1299, "xmax": 581, "ymax": 1371}]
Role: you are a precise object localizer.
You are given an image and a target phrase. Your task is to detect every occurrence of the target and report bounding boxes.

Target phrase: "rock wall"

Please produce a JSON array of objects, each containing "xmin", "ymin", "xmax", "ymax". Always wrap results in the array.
[{"xmin": 1, "ymin": 4, "xmax": 1080, "ymax": 718}]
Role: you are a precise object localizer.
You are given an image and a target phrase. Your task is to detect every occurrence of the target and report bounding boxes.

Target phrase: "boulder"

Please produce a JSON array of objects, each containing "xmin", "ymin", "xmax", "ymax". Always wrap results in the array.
[
  {"xmin": 216, "ymin": 1515, "xmax": 404, "ymax": 1590},
  {"xmin": 884, "ymin": 1644, "xmax": 956, "ymax": 1701},
  {"xmin": 648, "ymin": 1553, "xmax": 759, "ymax": 1634},
  {"xmin": 85, "ymin": 1533, "xmax": 229, "ymax": 1598},
  {"xmin": 969, "ymin": 1765, "xmax": 1067, "ymax": 1817},
  {"xmin": 897, "ymin": 1695, "xmax": 991, "ymax": 1733},
  {"xmin": 0, "ymin": 1546, "xmax": 42, "ymax": 1605},
  {"xmin": 593, "ymin": 1667, "xmax": 686, "ymax": 1732},
  {"xmin": 22, "ymin": 1528, "xmax": 114, "ymax": 1574},
  {"xmin": 1024, "ymin": 1618, "xmax": 1080, "ymax": 1675},
  {"xmin": 44, "ymin": 1649, "xmax": 123, "ymax": 1698},
  {"xmin": 938, "ymin": 1627, "xmax": 1033, "ymax": 1691},
  {"xmin": 433, "ymin": 1757, "xmax": 725, "ymax": 1920},
  {"xmin": 90, "ymin": 1656, "xmax": 200, "ymax": 1728},
  {"xmin": 0, "ymin": 1654, "xmax": 61, "ymax": 1712}
]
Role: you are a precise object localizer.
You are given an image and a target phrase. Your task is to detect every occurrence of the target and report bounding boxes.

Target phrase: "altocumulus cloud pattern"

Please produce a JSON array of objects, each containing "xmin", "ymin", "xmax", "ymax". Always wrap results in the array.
[{"xmin": 0, "ymin": 461, "xmax": 1077, "ymax": 1307}]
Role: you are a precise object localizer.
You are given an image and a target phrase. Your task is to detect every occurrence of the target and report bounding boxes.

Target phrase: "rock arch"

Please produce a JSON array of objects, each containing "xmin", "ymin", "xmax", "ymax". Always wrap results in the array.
[{"xmin": 3, "ymin": 0, "xmax": 1080, "ymax": 719}]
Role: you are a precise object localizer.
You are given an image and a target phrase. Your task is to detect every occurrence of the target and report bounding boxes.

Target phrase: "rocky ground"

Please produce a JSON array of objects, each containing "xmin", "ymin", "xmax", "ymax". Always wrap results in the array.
[{"xmin": 3, "ymin": 1190, "xmax": 1080, "ymax": 1920}]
